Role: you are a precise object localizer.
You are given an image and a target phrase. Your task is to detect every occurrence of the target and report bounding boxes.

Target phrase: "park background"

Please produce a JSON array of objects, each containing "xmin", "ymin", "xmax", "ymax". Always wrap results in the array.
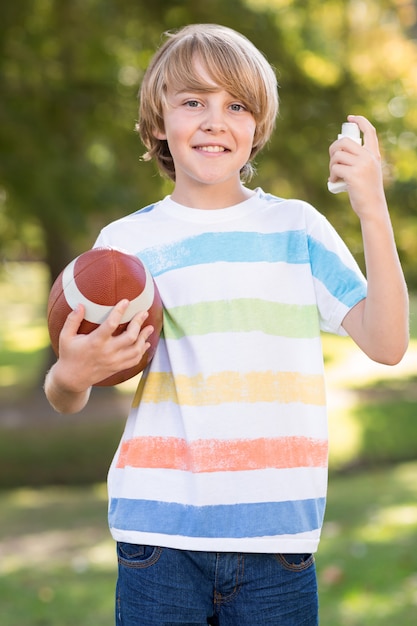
[{"xmin": 1, "ymin": 0, "xmax": 417, "ymax": 624}]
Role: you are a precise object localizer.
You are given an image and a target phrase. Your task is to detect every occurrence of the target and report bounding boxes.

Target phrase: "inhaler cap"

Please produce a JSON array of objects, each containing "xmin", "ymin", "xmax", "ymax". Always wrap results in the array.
[{"xmin": 341, "ymin": 122, "xmax": 361, "ymax": 140}]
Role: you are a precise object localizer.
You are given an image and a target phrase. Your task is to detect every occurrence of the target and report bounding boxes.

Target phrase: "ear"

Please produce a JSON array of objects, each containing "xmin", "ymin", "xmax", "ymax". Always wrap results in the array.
[{"xmin": 153, "ymin": 127, "xmax": 167, "ymax": 140}]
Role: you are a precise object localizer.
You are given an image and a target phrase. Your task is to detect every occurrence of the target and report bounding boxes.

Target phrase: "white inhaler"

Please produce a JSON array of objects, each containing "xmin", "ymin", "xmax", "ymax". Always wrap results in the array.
[{"xmin": 327, "ymin": 122, "xmax": 362, "ymax": 194}]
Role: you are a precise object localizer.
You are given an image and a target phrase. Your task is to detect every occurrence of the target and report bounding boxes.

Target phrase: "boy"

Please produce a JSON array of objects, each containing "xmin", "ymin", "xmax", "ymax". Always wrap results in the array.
[{"xmin": 45, "ymin": 24, "xmax": 409, "ymax": 626}]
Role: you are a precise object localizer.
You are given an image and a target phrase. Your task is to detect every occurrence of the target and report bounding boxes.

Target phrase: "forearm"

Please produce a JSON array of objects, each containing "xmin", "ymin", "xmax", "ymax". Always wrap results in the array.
[
  {"xmin": 44, "ymin": 362, "xmax": 92, "ymax": 414},
  {"xmin": 343, "ymin": 201, "xmax": 409, "ymax": 364}
]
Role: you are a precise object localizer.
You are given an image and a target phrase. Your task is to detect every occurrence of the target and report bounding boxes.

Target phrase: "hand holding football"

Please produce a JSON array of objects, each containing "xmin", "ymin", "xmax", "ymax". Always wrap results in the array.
[{"xmin": 47, "ymin": 247, "xmax": 163, "ymax": 385}]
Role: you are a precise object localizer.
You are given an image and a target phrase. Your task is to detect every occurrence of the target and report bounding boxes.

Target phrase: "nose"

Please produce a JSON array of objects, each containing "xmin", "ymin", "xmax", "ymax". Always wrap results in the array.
[{"xmin": 200, "ymin": 104, "xmax": 227, "ymax": 133}]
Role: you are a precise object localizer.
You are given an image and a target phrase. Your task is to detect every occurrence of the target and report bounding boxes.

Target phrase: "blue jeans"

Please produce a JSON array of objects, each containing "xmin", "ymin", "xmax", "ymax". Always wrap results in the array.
[{"xmin": 116, "ymin": 543, "xmax": 318, "ymax": 625}]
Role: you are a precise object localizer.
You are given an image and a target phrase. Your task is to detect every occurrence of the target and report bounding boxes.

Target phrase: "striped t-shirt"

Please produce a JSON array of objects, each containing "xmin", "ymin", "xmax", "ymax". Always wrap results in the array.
[{"xmin": 95, "ymin": 188, "xmax": 367, "ymax": 553}]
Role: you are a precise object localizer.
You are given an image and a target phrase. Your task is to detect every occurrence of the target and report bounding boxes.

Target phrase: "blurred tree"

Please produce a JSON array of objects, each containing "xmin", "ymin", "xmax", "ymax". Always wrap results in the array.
[
  {"xmin": 1, "ymin": 0, "xmax": 417, "ymax": 285},
  {"xmin": 0, "ymin": 0, "xmax": 163, "ymax": 281},
  {"xmin": 245, "ymin": 0, "xmax": 417, "ymax": 274}
]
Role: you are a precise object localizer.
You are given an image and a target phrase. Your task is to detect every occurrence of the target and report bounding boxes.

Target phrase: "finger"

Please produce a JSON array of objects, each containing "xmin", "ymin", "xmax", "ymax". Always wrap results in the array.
[
  {"xmin": 96, "ymin": 303, "xmax": 150, "ymax": 349},
  {"xmin": 119, "ymin": 319, "xmax": 154, "ymax": 350},
  {"xmin": 98, "ymin": 299, "xmax": 132, "ymax": 336},
  {"xmin": 141, "ymin": 324, "xmax": 155, "ymax": 345},
  {"xmin": 329, "ymin": 135, "xmax": 362, "ymax": 160},
  {"xmin": 347, "ymin": 114, "xmax": 380, "ymax": 157},
  {"xmin": 129, "ymin": 309, "xmax": 150, "ymax": 329},
  {"xmin": 134, "ymin": 324, "xmax": 155, "ymax": 358},
  {"xmin": 110, "ymin": 323, "xmax": 154, "ymax": 374}
]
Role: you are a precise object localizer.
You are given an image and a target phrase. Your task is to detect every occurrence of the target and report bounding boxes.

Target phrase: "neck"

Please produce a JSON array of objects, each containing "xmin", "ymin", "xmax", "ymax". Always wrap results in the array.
[{"xmin": 170, "ymin": 182, "xmax": 254, "ymax": 209}]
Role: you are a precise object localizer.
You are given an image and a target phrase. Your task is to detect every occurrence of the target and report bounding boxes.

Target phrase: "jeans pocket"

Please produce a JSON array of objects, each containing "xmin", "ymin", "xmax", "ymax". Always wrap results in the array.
[
  {"xmin": 117, "ymin": 542, "xmax": 163, "ymax": 569},
  {"xmin": 276, "ymin": 553, "xmax": 315, "ymax": 572}
]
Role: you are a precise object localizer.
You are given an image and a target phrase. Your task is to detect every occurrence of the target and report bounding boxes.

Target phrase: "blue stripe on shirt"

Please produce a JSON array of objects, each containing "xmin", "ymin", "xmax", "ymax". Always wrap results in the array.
[
  {"xmin": 138, "ymin": 231, "xmax": 365, "ymax": 308},
  {"xmin": 109, "ymin": 496, "xmax": 326, "ymax": 538}
]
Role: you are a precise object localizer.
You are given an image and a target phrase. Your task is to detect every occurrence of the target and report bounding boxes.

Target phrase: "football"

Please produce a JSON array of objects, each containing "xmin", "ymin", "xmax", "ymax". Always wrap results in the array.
[{"xmin": 47, "ymin": 247, "xmax": 163, "ymax": 386}]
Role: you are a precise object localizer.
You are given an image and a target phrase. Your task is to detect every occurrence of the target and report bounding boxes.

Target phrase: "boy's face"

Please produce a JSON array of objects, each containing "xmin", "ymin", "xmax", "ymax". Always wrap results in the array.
[{"xmin": 154, "ymin": 60, "xmax": 257, "ymax": 206}]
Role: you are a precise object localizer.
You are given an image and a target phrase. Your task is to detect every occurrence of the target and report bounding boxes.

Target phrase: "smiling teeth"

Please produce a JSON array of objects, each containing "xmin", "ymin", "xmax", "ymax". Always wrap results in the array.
[{"xmin": 198, "ymin": 145, "xmax": 225, "ymax": 152}]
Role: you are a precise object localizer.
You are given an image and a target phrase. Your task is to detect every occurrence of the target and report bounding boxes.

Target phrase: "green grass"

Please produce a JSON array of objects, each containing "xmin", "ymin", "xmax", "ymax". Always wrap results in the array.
[
  {"xmin": 1, "ymin": 262, "xmax": 417, "ymax": 624},
  {"xmin": 317, "ymin": 461, "xmax": 417, "ymax": 625},
  {"xmin": 1, "ymin": 466, "xmax": 416, "ymax": 625},
  {"xmin": 0, "ymin": 484, "xmax": 116, "ymax": 626}
]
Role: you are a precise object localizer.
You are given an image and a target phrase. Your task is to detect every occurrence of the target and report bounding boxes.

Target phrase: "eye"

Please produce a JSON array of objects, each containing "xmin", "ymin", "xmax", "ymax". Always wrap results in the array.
[
  {"xmin": 229, "ymin": 103, "xmax": 247, "ymax": 112},
  {"xmin": 185, "ymin": 100, "xmax": 201, "ymax": 108}
]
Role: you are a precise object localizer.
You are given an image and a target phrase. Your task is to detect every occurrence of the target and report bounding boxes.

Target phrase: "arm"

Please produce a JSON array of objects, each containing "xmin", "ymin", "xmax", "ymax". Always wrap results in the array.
[
  {"xmin": 328, "ymin": 114, "xmax": 409, "ymax": 365},
  {"xmin": 44, "ymin": 300, "xmax": 154, "ymax": 414}
]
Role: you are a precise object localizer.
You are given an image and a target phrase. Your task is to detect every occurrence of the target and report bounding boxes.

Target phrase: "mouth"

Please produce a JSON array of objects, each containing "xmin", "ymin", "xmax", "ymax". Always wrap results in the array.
[{"xmin": 194, "ymin": 145, "xmax": 229, "ymax": 153}]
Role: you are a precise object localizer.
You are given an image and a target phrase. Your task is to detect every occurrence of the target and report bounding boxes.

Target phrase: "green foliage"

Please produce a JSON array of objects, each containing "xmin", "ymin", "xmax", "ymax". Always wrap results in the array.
[
  {"xmin": 1, "ymin": 0, "xmax": 417, "ymax": 284},
  {"xmin": 0, "ymin": 415, "xmax": 125, "ymax": 487},
  {"xmin": 341, "ymin": 388, "xmax": 417, "ymax": 470}
]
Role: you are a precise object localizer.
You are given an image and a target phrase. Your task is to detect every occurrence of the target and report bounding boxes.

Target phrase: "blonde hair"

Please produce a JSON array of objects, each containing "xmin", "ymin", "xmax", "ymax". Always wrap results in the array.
[{"xmin": 137, "ymin": 24, "xmax": 279, "ymax": 181}]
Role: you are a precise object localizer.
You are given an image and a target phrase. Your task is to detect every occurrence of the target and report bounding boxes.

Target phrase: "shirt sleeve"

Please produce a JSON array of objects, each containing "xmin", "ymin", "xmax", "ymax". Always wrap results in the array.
[{"xmin": 305, "ymin": 204, "xmax": 367, "ymax": 336}]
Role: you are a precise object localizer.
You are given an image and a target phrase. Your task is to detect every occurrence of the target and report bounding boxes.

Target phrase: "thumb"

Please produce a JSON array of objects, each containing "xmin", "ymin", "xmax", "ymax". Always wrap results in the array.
[{"xmin": 60, "ymin": 304, "xmax": 85, "ymax": 338}]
